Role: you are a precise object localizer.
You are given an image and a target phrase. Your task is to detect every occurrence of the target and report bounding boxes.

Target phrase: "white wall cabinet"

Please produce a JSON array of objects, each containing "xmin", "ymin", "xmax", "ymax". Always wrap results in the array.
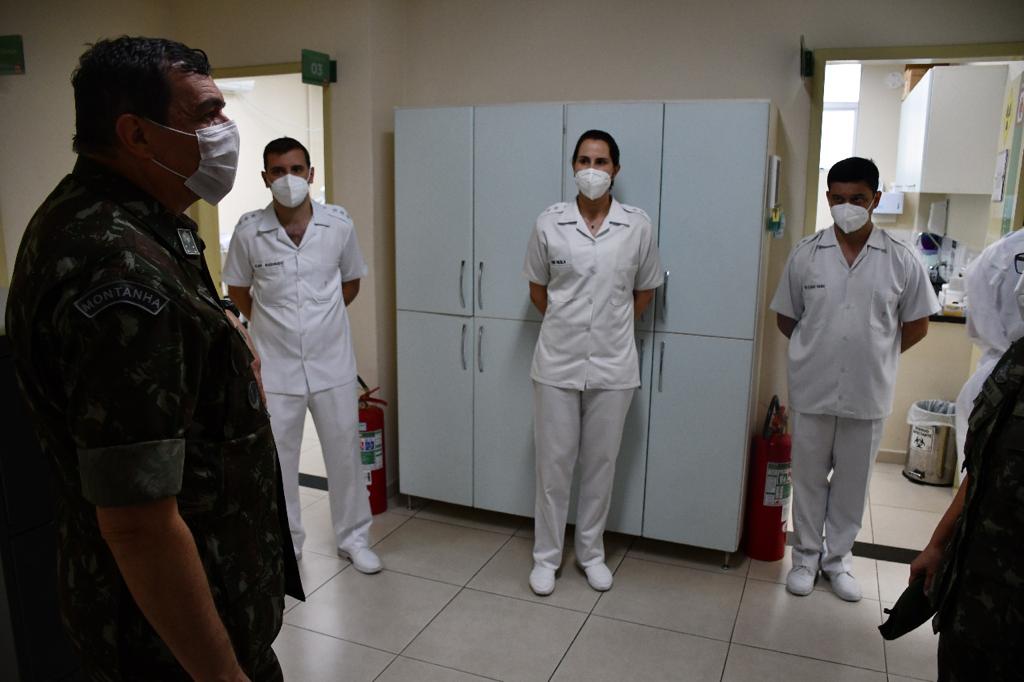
[
  {"xmin": 396, "ymin": 101, "xmax": 772, "ymax": 553},
  {"xmin": 893, "ymin": 65, "xmax": 1007, "ymax": 195}
]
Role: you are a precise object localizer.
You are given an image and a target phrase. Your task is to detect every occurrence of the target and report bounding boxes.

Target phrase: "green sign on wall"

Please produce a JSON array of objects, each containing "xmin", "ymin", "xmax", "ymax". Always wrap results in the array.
[
  {"xmin": 0, "ymin": 35, "xmax": 25, "ymax": 75},
  {"xmin": 301, "ymin": 49, "xmax": 336, "ymax": 86}
]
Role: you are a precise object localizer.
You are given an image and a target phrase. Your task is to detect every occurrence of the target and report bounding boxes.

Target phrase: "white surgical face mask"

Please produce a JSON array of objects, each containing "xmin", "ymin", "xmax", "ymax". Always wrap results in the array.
[
  {"xmin": 575, "ymin": 168, "xmax": 612, "ymax": 200},
  {"xmin": 830, "ymin": 202, "xmax": 871, "ymax": 234},
  {"xmin": 1015, "ymin": 273, "xmax": 1024, "ymax": 322},
  {"xmin": 149, "ymin": 119, "xmax": 240, "ymax": 205},
  {"xmin": 270, "ymin": 173, "xmax": 310, "ymax": 208}
]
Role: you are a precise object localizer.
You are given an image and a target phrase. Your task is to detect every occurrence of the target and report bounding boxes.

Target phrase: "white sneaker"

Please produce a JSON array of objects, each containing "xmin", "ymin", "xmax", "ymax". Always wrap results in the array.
[
  {"xmin": 529, "ymin": 565, "xmax": 556, "ymax": 596},
  {"xmin": 338, "ymin": 547, "xmax": 382, "ymax": 574},
  {"xmin": 579, "ymin": 562, "xmax": 614, "ymax": 591},
  {"xmin": 785, "ymin": 565, "xmax": 817, "ymax": 596},
  {"xmin": 825, "ymin": 571, "xmax": 862, "ymax": 602}
]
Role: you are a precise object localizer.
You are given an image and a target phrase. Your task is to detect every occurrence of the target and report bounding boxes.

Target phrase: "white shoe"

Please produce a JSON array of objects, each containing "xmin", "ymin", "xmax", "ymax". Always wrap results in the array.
[
  {"xmin": 579, "ymin": 562, "xmax": 613, "ymax": 591},
  {"xmin": 529, "ymin": 565, "xmax": 556, "ymax": 596},
  {"xmin": 825, "ymin": 571, "xmax": 862, "ymax": 602},
  {"xmin": 785, "ymin": 565, "xmax": 817, "ymax": 596},
  {"xmin": 338, "ymin": 547, "xmax": 382, "ymax": 574}
]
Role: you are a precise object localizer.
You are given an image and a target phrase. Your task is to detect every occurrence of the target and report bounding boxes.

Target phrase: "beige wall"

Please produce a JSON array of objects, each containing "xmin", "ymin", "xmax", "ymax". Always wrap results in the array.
[{"xmin": 3, "ymin": 0, "xmax": 1024, "ymax": 488}]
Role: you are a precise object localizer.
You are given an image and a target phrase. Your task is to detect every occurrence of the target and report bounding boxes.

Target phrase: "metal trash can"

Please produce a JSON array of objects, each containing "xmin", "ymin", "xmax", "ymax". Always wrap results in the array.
[{"xmin": 903, "ymin": 400, "xmax": 956, "ymax": 486}]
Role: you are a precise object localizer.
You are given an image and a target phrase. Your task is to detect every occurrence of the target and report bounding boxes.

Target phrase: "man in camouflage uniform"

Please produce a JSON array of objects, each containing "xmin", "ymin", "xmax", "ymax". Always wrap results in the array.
[
  {"xmin": 911, "ymin": 260, "xmax": 1024, "ymax": 681},
  {"xmin": 5, "ymin": 37, "xmax": 301, "ymax": 681}
]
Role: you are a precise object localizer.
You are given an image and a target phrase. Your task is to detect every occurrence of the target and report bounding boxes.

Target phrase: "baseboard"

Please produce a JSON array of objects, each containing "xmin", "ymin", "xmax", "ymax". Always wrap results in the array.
[{"xmin": 875, "ymin": 448, "xmax": 906, "ymax": 465}]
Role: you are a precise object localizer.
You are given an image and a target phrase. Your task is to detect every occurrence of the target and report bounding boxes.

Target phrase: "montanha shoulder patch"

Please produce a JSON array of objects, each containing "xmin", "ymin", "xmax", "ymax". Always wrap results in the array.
[{"xmin": 74, "ymin": 281, "xmax": 169, "ymax": 318}]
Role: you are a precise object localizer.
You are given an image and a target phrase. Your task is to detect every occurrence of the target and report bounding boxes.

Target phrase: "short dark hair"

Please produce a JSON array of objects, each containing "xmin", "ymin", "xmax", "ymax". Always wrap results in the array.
[
  {"xmin": 263, "ymin": 137, "xmax": 311, "ymax": 169},
  {"xmin": 571, "ymin": 129, "xmax": 620, "ymax": 167},
  {"xmin": 72, "ymin": 36, "xmax": 211, "ymax": 155},
  {"xmin": 827, "ymin": 157, "xmax": 880, "ymax": 193}
]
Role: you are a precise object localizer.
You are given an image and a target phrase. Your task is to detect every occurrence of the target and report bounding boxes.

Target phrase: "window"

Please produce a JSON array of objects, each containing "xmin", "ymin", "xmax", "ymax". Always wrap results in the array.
[{"xmin": 819, "ymin": 63, "xmax": 862, "ymax": 170}]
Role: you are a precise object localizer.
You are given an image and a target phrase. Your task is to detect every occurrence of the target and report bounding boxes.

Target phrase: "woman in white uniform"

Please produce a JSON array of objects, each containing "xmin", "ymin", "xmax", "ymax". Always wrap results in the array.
[{"xmin": 523, "ymin": 130, "xmax": 663, "ymax": 596}]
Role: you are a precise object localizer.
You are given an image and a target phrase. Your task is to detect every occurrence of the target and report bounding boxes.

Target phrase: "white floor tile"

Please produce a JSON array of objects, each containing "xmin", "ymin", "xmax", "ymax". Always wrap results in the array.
[
  {"xmin": 298, "ymin": 497, "xmax": 341, "ymax": 558},
  {"xmin": 299, "ymin": 489, "xmax": 324, "ymax": 509},
  {"xmin": 404, "ymin": 589, "xmax": 586, "ymax": 682},
  {"xmin": 592, "ymin": 557, "xmax": 745, "ymax": 641},
  {"xmin": 870, "ymin": 463, "xmax": 954, "ymax": 514},
  {"xmin": 389, "ymin": 493, "xmax": 429, "ymax": 516},
  {"xmin": 722, "ymin": 644, "xmax": 886, "ymax": 681},
  {"xmin": 871, "ymin": 506, "xmax": 941, "ymax": 550},
  {"xmin": 376, "ymin": 656, "xmax": 494, "ymax": 681},
  {"xmin": 467, "ymin": 535, "xmax": 626, "ymax": 613},
  {"xmin": 284, "ymin": 568, "xmax": 458, "ymax": 653},
  {"xmin": 881, "ymin": 601, "xmax": 939, "ymax": 681},
  {"xmin": 294, "ymin": 549, "xmax": 348, "ymax": 596},
  {"xmin": 627, "ymin": 537, "xmax": 750, "ymax": 576},
  {"xmin": 415, "ymin": 501, "xmax": 525, "ymax": 534},
  {"xmin": 876, "ymin": 560, "xmax": 914, "ymax": 605},
  {"xmin": 299, "ymin": 442, "xmax": 327, "ymax": 477},
  {"xmin": 551, "ymin": 614, "xmax": 729, "ymax": 682},
  {"xmin": 747, "ymin": 553, "xmax": 880, "ymax": 601},
  {"xmin": 732, "ymin": 579, "xmax": 885, "ymax": 671},
  {"xmin": 272, "ymin": 624, "xmax": 393, "ymax": 682},
  {"xmin": 371, "ymin": 517, "xmax": 510, "ymax": 585}
]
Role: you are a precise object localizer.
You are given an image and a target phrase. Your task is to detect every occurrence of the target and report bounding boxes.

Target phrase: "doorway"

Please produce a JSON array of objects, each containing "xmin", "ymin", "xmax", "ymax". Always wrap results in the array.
[{"xmin": 804, "ymin": 43, "xmax": 1024, "ymax": 559}]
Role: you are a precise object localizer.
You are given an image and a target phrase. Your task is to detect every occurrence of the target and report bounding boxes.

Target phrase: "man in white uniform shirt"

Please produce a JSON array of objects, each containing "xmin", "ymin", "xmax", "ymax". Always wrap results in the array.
[
  {"xmin": 771, "ymin": 157, "xmax": 938, "ymax": 601},
  {"xmin": 223, "ymin": 137, "xmax": 380, "ymax": 574}
]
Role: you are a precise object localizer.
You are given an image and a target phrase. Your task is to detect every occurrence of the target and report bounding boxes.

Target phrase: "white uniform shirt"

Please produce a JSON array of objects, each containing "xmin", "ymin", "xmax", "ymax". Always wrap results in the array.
[
  {"xmin": 770, "ymin": 226, "xmax": 939, "ymax": 419},
  {"xmin": 523, "ymin": 199, "xmax": 663, "ymax": 390},
  {"xmin": 964, "ymin": 228, "xmax": 1024, "ymax": 366},
  {"xmin": 222, "ymin": 201, "xmax": 368, "ymax": 395}
]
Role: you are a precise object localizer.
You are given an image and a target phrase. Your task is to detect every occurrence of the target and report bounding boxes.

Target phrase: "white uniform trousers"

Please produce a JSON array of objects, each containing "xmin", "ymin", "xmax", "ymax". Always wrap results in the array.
[
  {"xmin": 532, "ymin": 381, "xmax": 634, "ymax": 570},
  {"xmin": 790, "ymin": 411, "xmax": 883, "ymax": 575},
  {"xmin": 265, "ymin": 380, "xmax": 372, "ymax": 555}
]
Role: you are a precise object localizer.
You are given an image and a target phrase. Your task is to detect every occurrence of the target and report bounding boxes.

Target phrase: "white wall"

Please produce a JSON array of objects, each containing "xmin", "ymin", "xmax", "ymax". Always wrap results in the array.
[{"xmin": 3, "ymin": 0, "xmax": 1024, "ymax": 490}]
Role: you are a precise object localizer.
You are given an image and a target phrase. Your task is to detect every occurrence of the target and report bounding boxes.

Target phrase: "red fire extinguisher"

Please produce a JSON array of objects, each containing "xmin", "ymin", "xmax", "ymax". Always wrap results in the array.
[
  {"xmin": 743, "ymin": 395, "xmax": 792, "ymax": 561},
  {"xmin": 357, "ymin": 377, "xmax": 388, "ymax": 515}
]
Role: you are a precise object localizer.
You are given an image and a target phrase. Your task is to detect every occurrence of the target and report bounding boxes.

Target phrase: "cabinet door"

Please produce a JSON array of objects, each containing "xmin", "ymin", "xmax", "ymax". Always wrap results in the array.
[
  {"xmin": 475, "ymin": 105, "xmax": 564, "ymax": 322},
  {"xmin": 644, "ymin": 333, "xmax": 754, "ymax": 552},
  {"xmin": 658, "ymin": 101, "xmax": 769, "ymax": 339},
  {"xmin": 894, "ymin": 72, "xmax": 929, "ymax": 192},
  {"xmin": 473, "ymin": 318, "xmax": 540, "ymax": 516},
  {"xmin": 395, "ymin": 108, "xmax": 474, "ymax": 315},
  {"xmin": 566, "ymin": 331, "xmax": 654, "ymax": 535},
  {"xmin": 397, "ymin": 311, "xmax": 474, "ymax": 505}
]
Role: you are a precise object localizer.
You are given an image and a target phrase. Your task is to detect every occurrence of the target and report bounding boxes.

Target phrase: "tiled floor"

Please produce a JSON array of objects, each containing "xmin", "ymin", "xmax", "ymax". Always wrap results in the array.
[{"xmin": 275, "ymin": 485, "xmax": 942, "ymax": 681}]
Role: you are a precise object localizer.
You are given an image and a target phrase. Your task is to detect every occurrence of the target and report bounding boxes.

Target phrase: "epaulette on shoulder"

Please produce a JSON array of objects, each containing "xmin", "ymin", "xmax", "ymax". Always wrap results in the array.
[
  {"xmin": 541, "ymin": 202, "xmax": 569, "ymax": 216},
  {"xmin": 620, "ymin": 204, "xmax": 650, "ymax": 220},
  {"xmin": 237, "ymin": 209, "xmax": 263, "ymax": 228},
  {"xmin": 324, "ymin": 203, "xmax": 352, "ymax": 223}
]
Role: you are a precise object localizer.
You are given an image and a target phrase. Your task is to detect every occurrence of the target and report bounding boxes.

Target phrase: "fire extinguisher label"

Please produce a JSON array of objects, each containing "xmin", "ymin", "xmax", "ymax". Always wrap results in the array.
[
  {"xmin": 360, "ymin": 429, "xmax": 383, "ymax": 471},
  {"xmin": 763, "ymin": 462, "xmax": 792, "ymax": 509}
]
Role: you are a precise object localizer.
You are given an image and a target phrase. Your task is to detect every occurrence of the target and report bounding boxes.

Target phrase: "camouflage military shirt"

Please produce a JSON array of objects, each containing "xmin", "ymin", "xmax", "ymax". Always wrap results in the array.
[
  {"xmin": 5, "ymin": 157, "xmax": 302, "ymax": 680},
  {"xmin": 930, "ymin": 336, "xmax": 1024, "ymax": 649}
]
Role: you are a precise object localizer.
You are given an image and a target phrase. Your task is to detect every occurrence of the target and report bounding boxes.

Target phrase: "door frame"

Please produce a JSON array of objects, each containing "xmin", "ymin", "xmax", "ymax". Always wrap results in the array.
[
  {"xmin": 192, "ymin": 62, "xmax": 333, "ymax": 291},
  {"xmin": 803, "ymin": 41, "xmax": 1024, "ymax": 237}
]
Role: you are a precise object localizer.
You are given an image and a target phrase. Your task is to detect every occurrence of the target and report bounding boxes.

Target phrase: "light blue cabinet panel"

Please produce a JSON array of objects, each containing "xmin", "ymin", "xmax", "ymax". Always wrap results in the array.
[
  {"xmin": 472, "ymin": 318, "xmax": 540, "ymax": 517},
  {"xmin": 395, "ymin": 107, "xmax": 474, "ymax": 315},
  {"xmin": 643, "ymin": 333, "xmax": 754, "ymax": 552},
  {"xmin": 657, "ymin": 101, "xmax": 770, "ymax": 338},
  {"xmin": 474, "ymin": 104, "xmax": 564, "ymax": 322},
  {"xmin": 563, "ymin": 102, "xmax": 664, "ymax": 333},
  {"xmin": 397, "ymin": 311, "xmax": 474, "ymax": 505}
]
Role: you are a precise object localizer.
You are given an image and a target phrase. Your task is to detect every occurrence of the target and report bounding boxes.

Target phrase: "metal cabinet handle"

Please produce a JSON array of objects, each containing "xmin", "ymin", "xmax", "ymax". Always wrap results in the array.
[
  {"xmin": 658, "ymin": 341, "xmax": 666, "ymax": 392},
  {"xmin": 660, "ymin": 270, "xmax": 670, "ymax": 320},
  {"xmin": 461, "ymin": 324, "xmax": 467, "ymax": 370},
  {"xmin": 477, "ymin": 325, "xmax": 484, "ymax": 372},
  {"xmin": 638, "ymin": 337, "xmax": 645, "ymax": 386},
  {"xmin": 477, "ymin": 262, "xmax": 484, "ymax": 310},
  {"xmin": 459, "ymin": 260, "xmax": 466, "ymax": 309}
]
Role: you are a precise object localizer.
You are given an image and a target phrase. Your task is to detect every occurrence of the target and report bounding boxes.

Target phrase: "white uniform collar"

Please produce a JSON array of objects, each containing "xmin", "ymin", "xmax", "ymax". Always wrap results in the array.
[
  {"xmin": 817, "ymin": 224, "xmax": 887, "ymax": 252},
  {"xmin": 558, "ymin": 198, "xmax": 632, "ymax": 231},
  {"xmin": 256, "ymin": 200, "xmax": 327, "ymax": 233}
]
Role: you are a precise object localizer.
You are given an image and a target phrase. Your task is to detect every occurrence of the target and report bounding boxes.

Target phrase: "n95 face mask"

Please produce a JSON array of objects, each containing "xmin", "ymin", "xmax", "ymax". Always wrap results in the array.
[
  {"xmin": 270, "ymin": 173, "xmax": 310, "ymax": 208},
  {"xmin": 149, "ymin": 119, "xmax": 240, "ymax": 205},
  {"xmin": 575, "ymin": 168, "xmax": 612, "ymax": 200},
  {"xmin": 830, "ymin": 203, "xmax": 870, "ymax": 234}
]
